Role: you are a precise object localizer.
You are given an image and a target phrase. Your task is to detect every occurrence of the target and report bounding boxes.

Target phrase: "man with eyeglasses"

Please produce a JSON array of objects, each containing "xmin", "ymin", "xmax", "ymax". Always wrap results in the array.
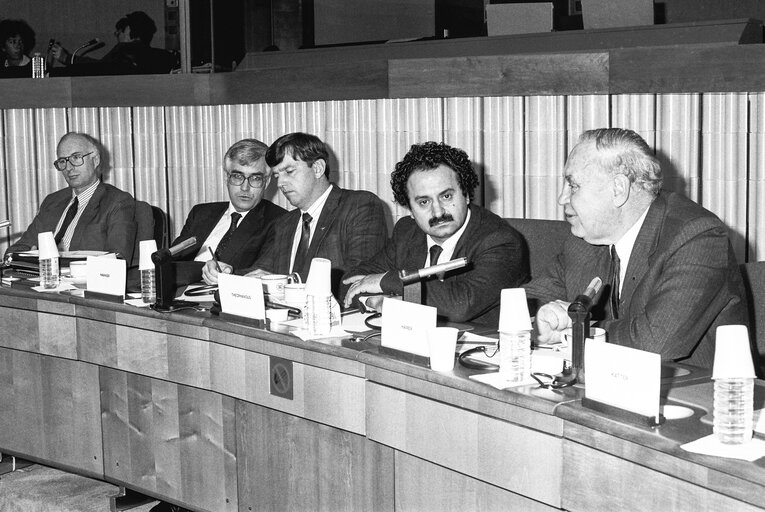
[
  {"xmin": 6, "ymin": 131, "xmax": 137, "ymax": 264},
  {"xmin": 171, "ymin": 139, "xmax": 286, "ymax": 285}
]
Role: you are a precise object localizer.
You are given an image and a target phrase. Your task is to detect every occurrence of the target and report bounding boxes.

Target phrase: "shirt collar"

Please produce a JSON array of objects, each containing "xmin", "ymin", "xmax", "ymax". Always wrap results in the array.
[
  {"xmin": 302, "ymin": 184, "xmax": 333, "ymax": 219},
  {"xmin": 426, "ymin": 207, "xmax": 472, "ymax": 257},
  {"xmin": 614, "ymin": 204, "xmax": 650, "ymax": 275}
]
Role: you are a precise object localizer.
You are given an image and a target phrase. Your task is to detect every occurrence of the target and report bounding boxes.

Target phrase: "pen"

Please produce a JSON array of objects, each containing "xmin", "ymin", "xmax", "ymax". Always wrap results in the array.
[{"xmin": 208, "ymin": 247, "xmax": 222, "ymax": 272}]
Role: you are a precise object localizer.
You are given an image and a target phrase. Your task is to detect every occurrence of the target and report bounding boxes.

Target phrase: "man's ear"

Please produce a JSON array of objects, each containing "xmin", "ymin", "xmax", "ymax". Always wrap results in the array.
[
  {"xmin": 612, "ymin": 173, "xmax": 631, "ymax": 207},
  {"xmin": 311, "ymin": 159, "xmax": 326, "ymax": 178},
  {"xmin": 92, "ymin": 152, "xmax": 101, "ymax": 170}
]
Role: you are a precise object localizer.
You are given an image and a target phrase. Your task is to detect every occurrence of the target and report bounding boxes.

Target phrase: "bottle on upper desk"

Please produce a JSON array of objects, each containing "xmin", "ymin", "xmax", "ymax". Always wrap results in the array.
[
  {"xmin": 31, "ymin": 52, "xmax": 45, "ymax": 79},
  {"xmin": 138, "ymin": 240, "xmax": 158, "ymax": 303},
  {"xmin": 712, "ymin": 325, "xmax": 756, "ymax": 444},
  {"xmin": 37, "ymin": 231, "xmax": 60, "ymax": 289},
  {"xmin": 497, "ymin": 288, "xmax": 533, "ymax": 382}
]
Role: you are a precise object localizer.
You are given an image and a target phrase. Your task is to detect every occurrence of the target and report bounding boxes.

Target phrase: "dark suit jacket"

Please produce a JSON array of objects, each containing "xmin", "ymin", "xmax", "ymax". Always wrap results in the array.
[
  {"xmin": 348, "ymin": 204, "xmax": 529, "ymax": 327},
  {"xmin": 171, "ymin": 200, "xmax": 286, "ymax": 282},
  {"xmin": 243, "ymin": 186, "xmax": 388, "ymax": 299},
  {"xmin": 6, "ymin": 182, "xmax": 137, "ymax": 265},
  {"xmin": 524, "ymin": 190, "xmax": 748, "ymax": 368}
]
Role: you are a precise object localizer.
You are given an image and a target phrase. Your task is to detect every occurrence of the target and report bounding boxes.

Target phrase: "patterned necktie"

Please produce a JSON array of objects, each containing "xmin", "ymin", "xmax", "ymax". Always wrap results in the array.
[
  {"xmin": 292, "ymin": 212, "xmax": 313, "ymax": 276},
  {"xmin": 214, "ymin": 212, "xmax": 241, "ymax": 260},
  {"xmin": 609, "ymin": 245, "xmax": 621, "ymax": 320},
  {"xmin": 429, "ymin": 244, "xmax": 443, "ymax": 266},
  {"xmin": 55, "ymin": 197, "xmax": 79, "ymax": 245}
]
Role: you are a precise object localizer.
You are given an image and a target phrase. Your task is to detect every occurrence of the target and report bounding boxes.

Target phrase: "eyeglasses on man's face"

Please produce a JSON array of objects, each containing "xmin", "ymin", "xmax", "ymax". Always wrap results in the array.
[
  {"xmin": 54, "ymin": 152, "xmax": 93, "ymax": 172},
  {"xmin": 227, "ymin": 172, "xmax": 265, "ymax": 188}
]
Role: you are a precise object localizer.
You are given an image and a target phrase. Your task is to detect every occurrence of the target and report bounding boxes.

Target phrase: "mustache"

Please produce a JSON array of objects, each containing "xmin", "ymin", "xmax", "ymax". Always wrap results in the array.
[{"xmin": 429, "ymin": 213, "xmax": 454, "ymax": 227}]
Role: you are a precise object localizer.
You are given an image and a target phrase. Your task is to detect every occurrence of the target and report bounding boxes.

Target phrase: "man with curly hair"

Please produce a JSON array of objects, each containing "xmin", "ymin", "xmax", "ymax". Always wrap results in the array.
[{"xmin": 343, "ymin": 141, "xmax": 529, "ymax": 327}]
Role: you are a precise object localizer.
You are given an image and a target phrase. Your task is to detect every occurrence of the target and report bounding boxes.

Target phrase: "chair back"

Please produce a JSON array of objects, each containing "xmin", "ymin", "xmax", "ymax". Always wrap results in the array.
[
  {"xmin": 505, "ymin": 218, "xmax": 570, "ymax": 280},
  {"xmin": 132, "ymin": 200, "xmax": 155, "ymax": 266},
  {"xmin": 740, "ymin": 261, "xmax": 765, "ymax": 375},
  {"xmin": 151, "ymin": 205, "xmax": 169, "ymax": 249}
]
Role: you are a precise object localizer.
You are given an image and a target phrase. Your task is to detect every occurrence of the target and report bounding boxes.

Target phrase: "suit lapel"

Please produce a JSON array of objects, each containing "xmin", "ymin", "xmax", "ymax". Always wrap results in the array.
[
  {"xmin": 226, "ymin": 201, "xmax": 264, "ymax": 252},
  {"xmin": 620, "ymin": 194, "xmax": 665, "ymax": 309},
  {"xmin": 306, "ymin": 186, "xmax": 341, "ymax": 260},
  {"xmin": 452, "ymin": 204, "xmax": 480, "ymax": 258},
  {"xmin": 69, "ymin": 183, "xmax": 104, "ymax": 249}
]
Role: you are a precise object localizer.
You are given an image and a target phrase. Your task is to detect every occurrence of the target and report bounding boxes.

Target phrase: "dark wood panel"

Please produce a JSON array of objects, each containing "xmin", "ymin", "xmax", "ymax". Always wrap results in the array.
[
  {"xmin": 610, "ymin": 44, "xmax": 765, "ymax": 94},
  {"xmin": 394, "ymin": 451, "xmax": 558, "ymax": 512},
  {"xmin": 0, "ymin": 77, "xmax": 72, "ymax": 108},
  {"xmin": 0, "ymin": 348, "xmax": 102, "ymax": 477},
  {"xmin": 240, "ymin": 18, "xmax": 762, "ymax": 70},
  {"xmin": 236, "ymin": 400, "xmax": 394, "ymax": 512},
  {"xmin": 211, "ymin": 61, "xmax": 389, "ymax": 104},
  {"xmin": 389, "ymin": 53, "xmax": 609, "ymax": 98},
  {"xmin": 70, "ymin": 74, "xmax": 211, "ymax": 108},
  {"xmin": 100, "ymin": 368, "xmax": 238, "ymax": 512}
]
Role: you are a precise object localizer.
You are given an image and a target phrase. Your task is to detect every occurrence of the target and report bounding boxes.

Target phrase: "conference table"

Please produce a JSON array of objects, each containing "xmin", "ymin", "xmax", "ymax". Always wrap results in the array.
[{"xmin": 0, "ymin": 283, "xmax": 763, "ymax": 511}]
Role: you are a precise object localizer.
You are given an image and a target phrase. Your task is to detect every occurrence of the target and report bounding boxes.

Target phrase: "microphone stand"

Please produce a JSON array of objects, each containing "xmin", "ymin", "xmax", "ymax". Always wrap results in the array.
[
  {"xmin": 70, "ymin": 40, "xmax": 102, "ymax": 65},
  {"xmin": 151, "ymin": 237, "xmax": 197, "ymax": 312},
  {"xmin": 561, "ymin": 277, "xmax": 602, "ymax": 385}
]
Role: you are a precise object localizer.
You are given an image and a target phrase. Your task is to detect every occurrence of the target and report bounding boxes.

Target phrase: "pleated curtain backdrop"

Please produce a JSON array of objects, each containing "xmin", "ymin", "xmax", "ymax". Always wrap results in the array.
[{"xmin": 1, "ymin": 92, "xmax": 763, "ymax": 263}]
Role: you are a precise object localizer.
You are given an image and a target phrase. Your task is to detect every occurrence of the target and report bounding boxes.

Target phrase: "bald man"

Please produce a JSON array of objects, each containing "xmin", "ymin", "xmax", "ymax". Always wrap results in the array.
[{"xmin": 6, "ymin": 131, "xmax": 137, "ymax": 264}]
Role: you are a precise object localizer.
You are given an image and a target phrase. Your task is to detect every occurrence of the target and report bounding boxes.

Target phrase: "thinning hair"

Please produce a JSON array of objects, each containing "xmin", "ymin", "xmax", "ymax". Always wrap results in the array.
[
  {"xmin": 224, "ymin": 139, "xmax": 268, "ymax": 167},
  {"xmin": 578, "ymin": 128, "xmax": 663, "ymax": 196},
  {"xmin": 58, "ymin": 132, "xmax": 101, "ymax": 159},
  {"xmin": 265, "ymin": 132, "xmax": 330, "ymax": 178}
]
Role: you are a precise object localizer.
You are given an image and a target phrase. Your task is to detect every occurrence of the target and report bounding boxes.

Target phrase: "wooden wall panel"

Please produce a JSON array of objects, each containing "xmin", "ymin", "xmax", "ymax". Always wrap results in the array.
[
  {"xmin": 235, "ymin": 400, "xmax": 394, "ymax": 512},
  {"xmin": 389, "ymin": 53, "xmax": 609, "ymax": 98},
  {"xmin": 0, "ymin": 348, "xmax": 102, "ymax": 476},
  {"xmin": 394, "ymin": 451, "xmax": 558, "ymax": 512},
  {"xmin": 562, "ymin": 440, "xmax": 764, "ymax": 512},
  {"xmin": 100, "ymin": 368, "xmax": 238, "ymax": 512},
  {"xmin": 366, "ymin": 382, "xmax": 563, "ymax": 507}
]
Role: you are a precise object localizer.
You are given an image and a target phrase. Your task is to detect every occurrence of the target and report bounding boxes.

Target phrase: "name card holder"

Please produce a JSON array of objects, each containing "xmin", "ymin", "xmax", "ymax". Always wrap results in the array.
[
  {"xmin": 583, "ymin": 339, "xmax": 664, "ymax": 427},
  {"xmin": 379, "ymin": 298, "xmax": 436, "ymax": 368},
  {"xmin": 581, "ymin": 397, "xmax": 665, "ymax": 427},
  {"xmin": 218, "ymin": 312, "xmax": 267, "ymax": 330},
  {"xmin": 84, "ymin": 255, "xmax": 126, "ymax": 304}
]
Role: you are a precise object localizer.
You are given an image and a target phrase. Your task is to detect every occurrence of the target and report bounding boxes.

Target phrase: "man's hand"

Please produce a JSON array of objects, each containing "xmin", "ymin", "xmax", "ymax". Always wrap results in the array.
[
  {"xmin": 202, "ymin": 260, "xmax": 232, "ymax": 285},
  {"xmin": 342, "ymin": 273, "xmax": 385, "ymax": 308},
  {"xmin": 244, "ymin": 268, "xmax": 270, "ymax": 278},
  {"xmin": 535, "ymin": 299, "xmax": 572, "ymax": 344}
]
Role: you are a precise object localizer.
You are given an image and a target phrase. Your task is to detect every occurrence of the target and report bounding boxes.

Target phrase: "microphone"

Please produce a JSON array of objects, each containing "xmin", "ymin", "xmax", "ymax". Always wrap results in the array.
[
  {"xmin": 0, "ymin": 220, "xmax": 10, "ymax": 229},
  {"xmin": 568, "ymin": 276, "xmax": 602, "ymax": 314},
  {"xmin": 399, "ymin": 257, "xmax": 468, "ymax": 285},
  {"xmin": 71, "ymin": 38, "xmax": 104, "ymax": 64},
  {"xmin": 151, "ymin": 236, "xmax": 197, "ymax": 265}
]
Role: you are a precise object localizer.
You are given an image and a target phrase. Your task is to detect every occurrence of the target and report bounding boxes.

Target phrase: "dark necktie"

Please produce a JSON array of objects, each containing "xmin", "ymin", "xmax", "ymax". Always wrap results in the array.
[
  {"xmin": 214, "ymin": 212, "xmax": 241, "ymax": 260},
  {"xmin": 55, "ymin": 197, "xmax": 79, "ymax": 245},
  {"xmin": 292, "ymin": 212, "xmax": 313, "ymax": 276},
  {"xmin": 429, "ymin": 244, "xmax": 443, "ymax": 266},
  {"xmin": 609, "ymin": 245, "xmax": 621, "ymax": 320}
]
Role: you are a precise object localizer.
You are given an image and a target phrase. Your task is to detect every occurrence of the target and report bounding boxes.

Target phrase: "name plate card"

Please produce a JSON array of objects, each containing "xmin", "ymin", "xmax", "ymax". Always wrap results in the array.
[
  {"xmin": 218, "ymin": 274, "xmax": 265, "ymax": 320},
  {"xmin": 86, "ymin": 254, "xmax": 125, "ymax": 298},
  {"xmin": 584, "ymin": 339, "xmax": 661, "ymax": 420},
  {"xmin": 381, "ymin": 297, "xmax": 437, "ymax": 357}
]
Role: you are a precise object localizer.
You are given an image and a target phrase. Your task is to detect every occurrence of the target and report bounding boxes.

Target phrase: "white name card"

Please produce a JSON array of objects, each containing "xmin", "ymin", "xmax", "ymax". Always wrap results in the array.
[
  {"xmin": 218, "ymin": 274, "xmax": 265, "ymax": 320},
  {"xmin": 86, "ymin": 254, "xmax": 125, "ymax": 297},
  {"xmin": 381, "ymin": 298, "xmax": 437, "ymax": 357},
  {"xmin": 585, "ymin": 339, "xmax": 661, "ymax": 419}
]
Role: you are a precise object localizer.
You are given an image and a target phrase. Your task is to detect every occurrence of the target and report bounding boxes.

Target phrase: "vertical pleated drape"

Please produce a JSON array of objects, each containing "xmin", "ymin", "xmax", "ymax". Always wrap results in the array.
[{"xmin": 1, "ymin": 93, "xmax": 763, "ymax": 263}]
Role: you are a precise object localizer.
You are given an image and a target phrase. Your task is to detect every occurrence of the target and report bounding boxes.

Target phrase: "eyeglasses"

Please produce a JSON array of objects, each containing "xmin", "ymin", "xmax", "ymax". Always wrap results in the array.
[
  {"xmin": 227, "ymin": 172, "xmax": 265, "ymax": 188},
  {"xmin": 54, "ymin": 152, "xmax": 93, "ymax": 172}
]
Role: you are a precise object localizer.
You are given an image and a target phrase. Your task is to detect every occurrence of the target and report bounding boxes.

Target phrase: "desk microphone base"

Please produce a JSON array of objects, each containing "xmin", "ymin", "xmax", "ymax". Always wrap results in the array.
[
  {"xmin": 582, "ymin": 397, "xmax": 665, "ymax": 427},
  {"xmin": 151, "ymin": 300, "xmax": 199, "ymax": 313}
]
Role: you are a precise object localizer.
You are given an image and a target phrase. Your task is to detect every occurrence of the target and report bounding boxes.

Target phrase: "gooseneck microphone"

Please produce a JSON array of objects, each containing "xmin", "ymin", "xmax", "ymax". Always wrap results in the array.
[
  {"xmin": 398, "ymin": 257, "xmax": 468, "ymax": 285},
  {"xmin": 0, "ymin": 220, "xmax": 11, "ymax": 229},
  {"xmin": 70, "ymin": 38, "xmax": 104, "ymax": 64},
  {"xmin": 566, "ymin": 276, "xmax": 604, "ymax": 385},
  {"xmin": 151, "ymin": 237, "xmax": 197, "ymax": 312},
  {"xmin": 151, "ymin": 237, "xmax": 197, "ymax": 264}
]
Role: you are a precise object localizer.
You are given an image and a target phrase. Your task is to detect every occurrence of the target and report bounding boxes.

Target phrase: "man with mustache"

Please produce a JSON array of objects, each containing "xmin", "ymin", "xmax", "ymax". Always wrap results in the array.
[
  {"xmin": 228, "ymin": 132, "xmax": 388, "ymax": 299},
  {"xmin": 525, "ymin": 128, "xmax": 748, "ymax": 368},
  {"xmin": 343, "ymin": 141, "xmax": 528, "ymax": 327},
  {"xmin": 171, "ymin": 139, "xmax": 286, "ymax": 285}
]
